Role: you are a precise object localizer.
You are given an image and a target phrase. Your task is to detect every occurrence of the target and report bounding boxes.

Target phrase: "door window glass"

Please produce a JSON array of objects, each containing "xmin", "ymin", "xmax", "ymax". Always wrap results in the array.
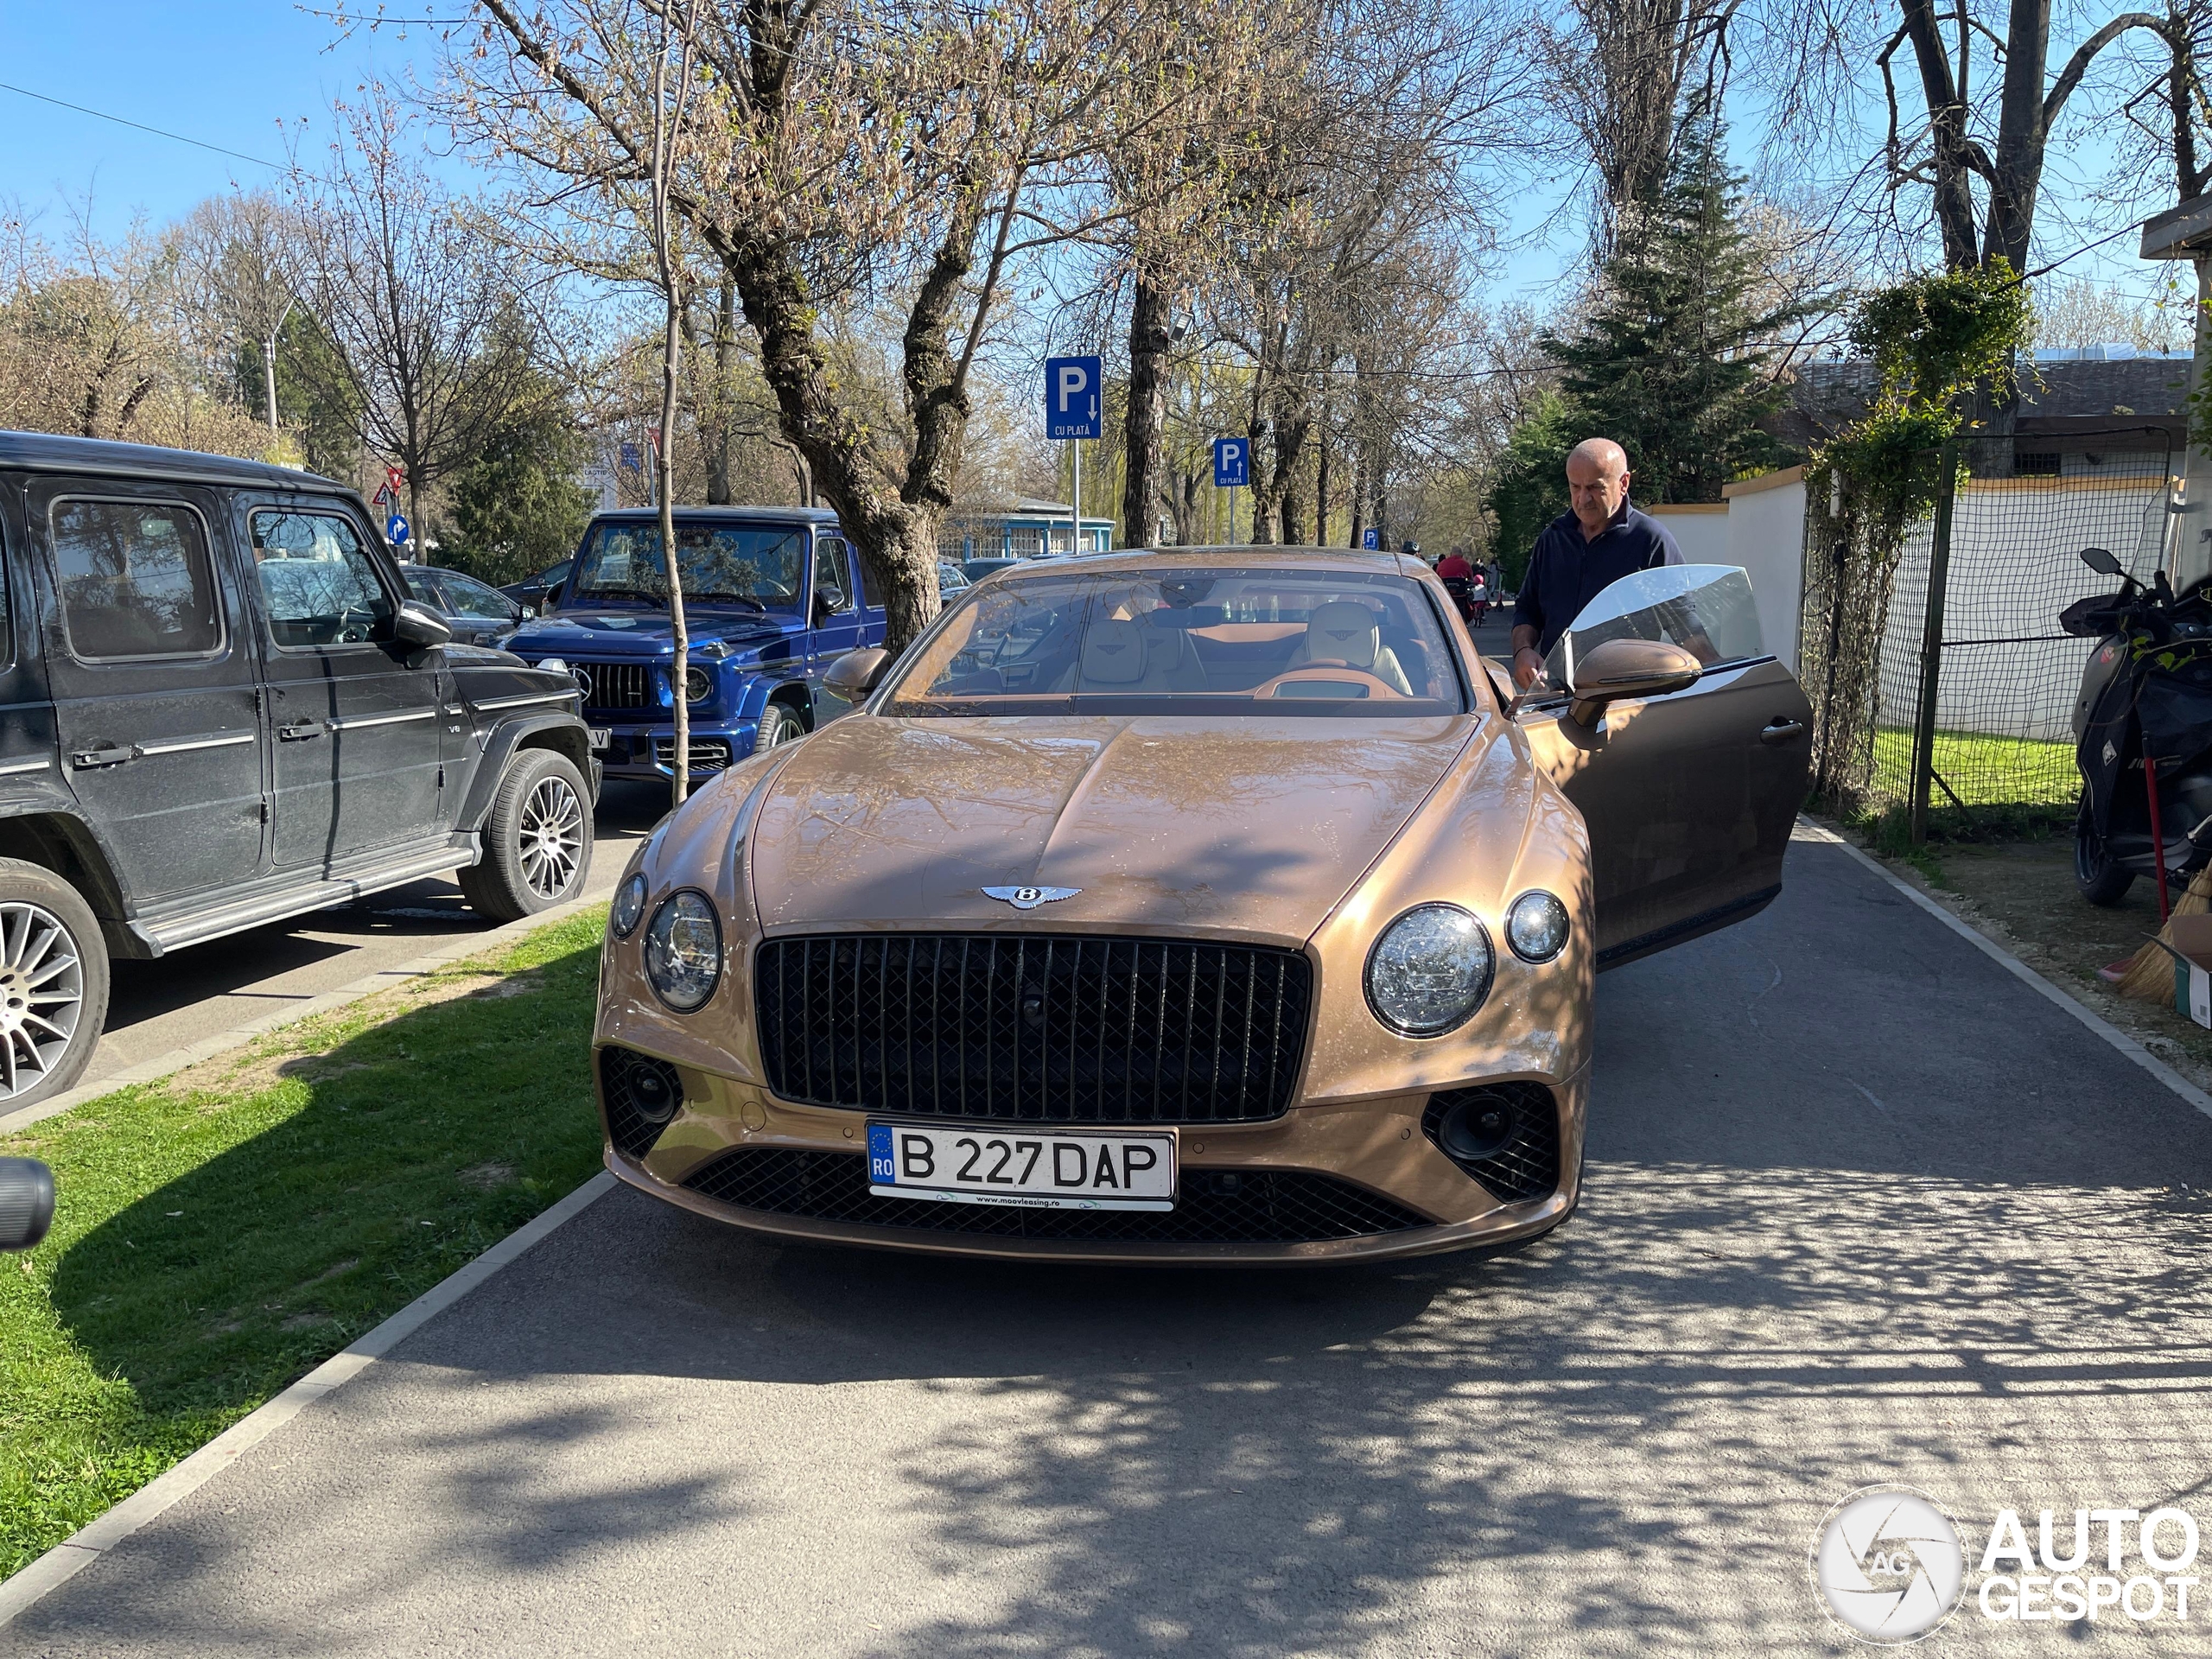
[
  {"xmin": 441, "ymin": 571, "xmax": 516, "ymax": 620},
  {"xmin": 49, "ymin": 499, "xmax": 224, "ymax": 661},
  {"xmin": 1539, "ymin": 564, "xmax": 1764, "ymax": 692},
  {"xmin": 251, "ymin": 512, "xmax": 395, "ymax": 648},
  {"xmin": 814, "ymin": 538, "xmax": 855, "ymax": 612}
]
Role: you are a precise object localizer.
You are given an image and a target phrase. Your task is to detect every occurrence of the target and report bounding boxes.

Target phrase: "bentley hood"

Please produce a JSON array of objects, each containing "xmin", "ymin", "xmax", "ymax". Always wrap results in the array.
[{"xmin": 746, "ymin": 715, "xmax": 1484, "ymax": 944}]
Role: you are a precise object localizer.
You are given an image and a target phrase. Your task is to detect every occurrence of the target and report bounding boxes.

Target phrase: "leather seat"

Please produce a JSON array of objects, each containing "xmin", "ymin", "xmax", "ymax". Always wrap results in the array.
[
  {"xmin": 1290, "ymin": 601, "xmax": 1414, "ymax": 695},
  {"xmin": 1060, "ymin": 615, "xmax": 1211, "ymax": 693}
]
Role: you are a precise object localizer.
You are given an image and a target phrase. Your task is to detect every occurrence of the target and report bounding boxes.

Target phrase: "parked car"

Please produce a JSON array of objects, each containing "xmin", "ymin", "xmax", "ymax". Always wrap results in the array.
[
  {"xmin": 501, "ymin": 556, "xmax": 572, "ymax": 613},
  {"xmin": 503, "ymin": 507, "xmax": 885, "ymax": 786},
  {"xmin": 961, "ymin": 556, "xmax": 1022, "ymax": 583},
  {"xmin": 937, "ymin": 561, "xmax": 970, "ymax": 601},
  {"xmin": 401, "ymin": 565, "xmax": 526, "ymax": 646},
  {"xmin": 0, "ymin": 430, "xmax": 602, "ymax": 1107},
  {"xmin": 592, "ymin": 555, "xmax": 1810, "ymax": 1263}
]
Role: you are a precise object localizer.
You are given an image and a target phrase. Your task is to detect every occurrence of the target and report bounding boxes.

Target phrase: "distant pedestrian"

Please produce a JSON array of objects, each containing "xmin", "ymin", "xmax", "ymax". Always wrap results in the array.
[{"xmin": 1510, "ymin": 438, "xmax": 1681, "ymax": 690}]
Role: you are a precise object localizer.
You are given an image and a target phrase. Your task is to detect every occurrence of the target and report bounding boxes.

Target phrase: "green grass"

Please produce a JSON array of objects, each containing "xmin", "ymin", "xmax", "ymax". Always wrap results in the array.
[
  {"xmin": 1867, "ymin": 727, "xmax": 2079, "ymax": 811},
  {"xmin": 0, "ymin": 907, "xmax": 608, "ymax": 1579}
]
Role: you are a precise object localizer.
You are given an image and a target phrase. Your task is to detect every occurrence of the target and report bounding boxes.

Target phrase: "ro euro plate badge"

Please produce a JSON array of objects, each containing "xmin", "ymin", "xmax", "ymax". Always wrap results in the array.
[{"xmin": 868, "ymin": 1122, "xmax": 1177, "ymax": 1211}]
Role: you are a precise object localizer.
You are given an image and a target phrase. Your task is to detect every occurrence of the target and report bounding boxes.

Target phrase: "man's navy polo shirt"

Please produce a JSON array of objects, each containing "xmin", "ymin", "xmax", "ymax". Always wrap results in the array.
[{"xmin": 1512, "ymin": 502, "xmax": 1683, "ymax": 656}]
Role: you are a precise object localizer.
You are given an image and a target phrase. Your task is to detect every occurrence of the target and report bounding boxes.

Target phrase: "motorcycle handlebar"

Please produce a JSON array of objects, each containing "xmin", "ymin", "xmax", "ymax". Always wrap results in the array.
[{"xmin": 0, "ymin": 1158, "xmax": 54, "ymax": 1252}]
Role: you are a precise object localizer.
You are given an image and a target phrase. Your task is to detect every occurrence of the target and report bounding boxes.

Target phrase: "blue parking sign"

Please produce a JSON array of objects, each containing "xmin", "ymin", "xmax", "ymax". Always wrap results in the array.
[
  {"xmin": 1045, "ymin": 355, "xmax": 1103, "ymax": 440},
  {"xmin": 1213, "ymin": 437, "xmax": 1249, "ymax": 488},
  {"xmin": 1361, "ymin": 527, "xmax": 1379, "ymax": 550}
]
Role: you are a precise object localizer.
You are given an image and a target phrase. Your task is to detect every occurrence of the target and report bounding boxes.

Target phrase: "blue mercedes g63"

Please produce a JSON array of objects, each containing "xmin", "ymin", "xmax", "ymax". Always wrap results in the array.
[{"xmin": 502, "ymin": 507, "xmax": 887, "ymax": 782}]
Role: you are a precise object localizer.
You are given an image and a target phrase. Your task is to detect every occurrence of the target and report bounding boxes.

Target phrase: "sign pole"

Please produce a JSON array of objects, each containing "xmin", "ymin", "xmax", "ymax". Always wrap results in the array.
[{"xmin": 1071, "ymin": 438, "xmax": 1081, "ymax": 554}]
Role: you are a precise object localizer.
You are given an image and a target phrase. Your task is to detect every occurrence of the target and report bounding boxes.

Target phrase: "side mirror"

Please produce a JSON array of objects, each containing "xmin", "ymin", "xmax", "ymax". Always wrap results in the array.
[
  {"xmin": 520, "ymin": 605, "xmax": 537, "ymax": 620},
  {"xmin": 824, "ymin": 646, "xmax": 891, "ymax": 702},
  {"xmin": 1565, "ymin": 638, "xmax": 1701, "ymax": 728},
  {"xmin": 391, "ymin": 601, "xmax": 454, "ymax": 652},
  {"xmin": 2080, "ymin": 546, "xmax": 2124, "ymax": 576},
  {"xmin": 0, "ymin": 1157, "xmax": 54, "ymax": 1252},
  {"xmin": 813, "ymin": 588, "xmax": 847, "ymax": 625}
]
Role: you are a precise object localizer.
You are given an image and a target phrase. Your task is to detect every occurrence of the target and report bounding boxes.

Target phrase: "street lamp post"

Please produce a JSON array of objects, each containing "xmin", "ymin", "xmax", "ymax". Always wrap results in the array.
[{"xmin": 264, "ymin": 297, "xmax": 298, "ymax": 437}]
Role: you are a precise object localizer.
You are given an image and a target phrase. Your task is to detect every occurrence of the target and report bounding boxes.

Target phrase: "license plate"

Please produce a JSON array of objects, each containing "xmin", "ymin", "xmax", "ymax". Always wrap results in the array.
[
  {"xmin": 587, "ymin": 727, "xmax": 612, "ymax": 751},
  {"xmin": 868, "ymin": 1122, "xmax": 1176, "ymax": 1211}
]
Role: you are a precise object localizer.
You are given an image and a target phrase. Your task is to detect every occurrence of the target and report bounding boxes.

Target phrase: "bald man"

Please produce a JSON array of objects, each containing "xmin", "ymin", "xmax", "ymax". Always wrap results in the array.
[{"xmin": 1510, "ymin": 438, "xmax": 1682, "ymax": 690}]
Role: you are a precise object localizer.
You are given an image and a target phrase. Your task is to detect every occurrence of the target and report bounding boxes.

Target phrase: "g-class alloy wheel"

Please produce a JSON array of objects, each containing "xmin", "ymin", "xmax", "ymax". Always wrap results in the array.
[
  {"xmin": 0, "ymin": 860, "xmax": 110, "ymax": 1109},
  {"xmin": 461, "ymin": 749, "xmax": 596, "ymax": 922}
]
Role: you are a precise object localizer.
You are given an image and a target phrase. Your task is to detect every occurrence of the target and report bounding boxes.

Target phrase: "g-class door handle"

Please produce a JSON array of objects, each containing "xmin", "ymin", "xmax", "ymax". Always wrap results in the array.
[
  {"xmin": 1761, "ymin": 718, "xmax": 1806, "ymax": 744},
  {"xmin": 70, "ymin": 745, "xmax": 133, "ymax": 769},
  {"xmin": 278, "ymin": 721, "xmax": 326, "ymax": 741}
]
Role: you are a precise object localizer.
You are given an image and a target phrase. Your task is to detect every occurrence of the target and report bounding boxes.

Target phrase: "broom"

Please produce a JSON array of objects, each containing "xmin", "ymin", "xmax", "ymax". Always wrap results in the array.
[{"xmin": 2111, "ymin": 862, "xmax": 2212, "ymax": 1001}]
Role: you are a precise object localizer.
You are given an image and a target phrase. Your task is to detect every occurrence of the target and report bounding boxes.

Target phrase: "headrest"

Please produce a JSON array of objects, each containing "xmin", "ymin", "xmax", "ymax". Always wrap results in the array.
[
  {"xmin": 1303, "ymin": 601, "xmax": 1380, "ymax": 668},
  {"xmin": 1080, "ymin": 618, "xmax": 1147, "ymax": 684}
]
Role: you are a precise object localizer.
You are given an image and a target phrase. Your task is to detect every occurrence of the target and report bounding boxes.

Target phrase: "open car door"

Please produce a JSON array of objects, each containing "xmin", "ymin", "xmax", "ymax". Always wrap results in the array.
[{"xmin": 1516, "ymin": 565, "xmax": 1811, "ymax": 968}]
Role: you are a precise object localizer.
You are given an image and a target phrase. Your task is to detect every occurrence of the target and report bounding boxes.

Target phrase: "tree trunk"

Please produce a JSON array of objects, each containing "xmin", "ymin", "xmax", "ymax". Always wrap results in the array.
[
  {"xmin": 1121, "ymin": 265, "xmax": 1171, "ymax": 550},
  {"xmin": 1314, "ymin": 391, "xmax": 1331, "ymax": 548},
  {"xmin": 1347, "ymin": 448, "xmax": 1365, "ymax": 550},
  {"xmin": 1899, "ymin": 0, "xmax": 1982, "ymax": 270},
  {"xmin": 706, "ymin": 280, "xmax": 737, "ymax": 505},
  {"xmin": 1984, "ymin": 0, "xmax": 2054, "ymax": 275}
]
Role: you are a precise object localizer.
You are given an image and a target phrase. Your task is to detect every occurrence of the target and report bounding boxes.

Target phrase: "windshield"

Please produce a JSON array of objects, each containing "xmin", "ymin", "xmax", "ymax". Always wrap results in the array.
[
  {"xmin": 569, "ymin": 521, "xmax": 806, "ymax": 607},
  {"xmin": 1538, "ymin": 564, "xmax": 1765, "ymax": 691},
  {"xmin": 881, "ymin": 568, "xmax": 1469, "ymax": 717}
]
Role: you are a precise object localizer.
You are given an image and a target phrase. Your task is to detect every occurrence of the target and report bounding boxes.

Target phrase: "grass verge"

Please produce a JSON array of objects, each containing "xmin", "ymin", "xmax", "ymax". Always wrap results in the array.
[{"xmin": 0, "ymin": 906, "xmax": 607, "ymax": 1580}]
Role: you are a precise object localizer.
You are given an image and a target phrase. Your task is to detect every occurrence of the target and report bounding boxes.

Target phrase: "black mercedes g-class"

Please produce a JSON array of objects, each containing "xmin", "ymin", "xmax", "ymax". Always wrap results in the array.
[{"xmin": 0, "ymin": 432, "xmax": 601, "ymax": 1107}]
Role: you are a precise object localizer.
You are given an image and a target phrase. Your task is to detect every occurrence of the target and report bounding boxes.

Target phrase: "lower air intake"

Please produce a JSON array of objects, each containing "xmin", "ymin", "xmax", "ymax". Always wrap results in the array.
[
  {"xmin": 1421, "ymin": 1083, "xmax": 1561, "ymax": 1205},
  {"xmin": 601, "ymin": 1046, "xmax": 685, "ymax": 1160},
  {"xmin": 682, "ymin": 1149, "xmax": 1428, "ymax": 1244}
]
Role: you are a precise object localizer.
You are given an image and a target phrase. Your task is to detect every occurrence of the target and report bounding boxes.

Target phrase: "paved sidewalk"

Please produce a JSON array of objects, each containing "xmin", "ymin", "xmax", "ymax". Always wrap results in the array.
[{"xmin": 8, "ymin": 837, "xmax": 2212, "ymax": 1656}]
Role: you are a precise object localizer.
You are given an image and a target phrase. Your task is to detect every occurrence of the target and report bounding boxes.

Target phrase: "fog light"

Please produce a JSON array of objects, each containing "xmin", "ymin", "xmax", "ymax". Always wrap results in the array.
[
  {"xmin": 1436, "ymin": 1095, "xmax": 1516, "ymax": 1162},
  {"xmin": 629, "ymin": 1062, "xmax": 678, "ymax": 1123}
]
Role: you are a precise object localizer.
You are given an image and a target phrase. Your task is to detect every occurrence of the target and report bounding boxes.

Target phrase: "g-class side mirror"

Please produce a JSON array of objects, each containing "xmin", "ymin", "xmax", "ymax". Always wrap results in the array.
[
  {"xmin": 2080, "ymin": 545, "xmax": 2124, "ymax": 576},
  {"xmin": 813, "ymin": 588, "xmax": 848, "ymax": 626},
  {"xmin": 1565, "ymin": 638, "xmax": 1701, "ymax": 729},
  {"xmin": 391, "ymin": 601, "xmax": 454, "ymax": 652},
  {"xmin": 824, "ymin": 646, "xmax": 891, "ymax": 702}
]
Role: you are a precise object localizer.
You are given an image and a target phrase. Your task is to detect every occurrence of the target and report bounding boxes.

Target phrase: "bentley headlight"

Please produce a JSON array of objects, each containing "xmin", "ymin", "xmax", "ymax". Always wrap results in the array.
[
  {"xmin": 1364, "ymin": 903, "xmax": 1494, "ymax": 1036},
  {"xmin": 643, "ymin": 890, "xmax": 721, "ymax": 1011},
  {"xmin": 611, "ymin": 871, "xmax": 648, "ymax": 938},
  {"xmin": 1505, "ymin": 891, "xmax": 1571, "ymax": 963}
]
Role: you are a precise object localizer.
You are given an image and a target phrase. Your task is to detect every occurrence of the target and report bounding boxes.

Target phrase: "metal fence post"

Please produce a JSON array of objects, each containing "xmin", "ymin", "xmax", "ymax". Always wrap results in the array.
[{"xmin": 1909, "ymin": 443, "xmax": 1960, "ymax": 844}]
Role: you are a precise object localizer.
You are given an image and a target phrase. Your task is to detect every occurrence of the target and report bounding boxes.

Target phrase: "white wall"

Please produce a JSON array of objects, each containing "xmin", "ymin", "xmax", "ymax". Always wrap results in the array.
[
  {"xmin": 1722, "ymin": 471, "xmax": 1808, "ymax": 673},
  {"xmin": 1646, "ymin": 505, "xmax": 1729, "ymax": 565}
]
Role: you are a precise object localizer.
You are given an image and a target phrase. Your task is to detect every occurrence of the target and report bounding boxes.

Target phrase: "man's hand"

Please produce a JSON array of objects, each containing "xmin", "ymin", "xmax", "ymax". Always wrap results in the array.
[{"xmin": 1512, "ymin": 647, "xmax": 1546, "ymax": 690}]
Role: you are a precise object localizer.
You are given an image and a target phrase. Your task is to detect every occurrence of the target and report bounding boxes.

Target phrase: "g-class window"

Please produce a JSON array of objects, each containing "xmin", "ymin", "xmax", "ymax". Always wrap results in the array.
[
  {"xmin": 49, "ymin": 499, "xmax": 223, "ymax": 660},
  {"xmin": 251, "ymin": 510, "xmax": 395, "ymax": 648}
]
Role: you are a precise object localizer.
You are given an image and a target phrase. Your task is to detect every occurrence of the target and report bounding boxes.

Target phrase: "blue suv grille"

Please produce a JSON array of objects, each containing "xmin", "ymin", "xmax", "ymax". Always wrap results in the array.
[
  {"xmin": 754, "ymin": 933, "xmax": 1312, "ymax": 1124},
  {"xmin": 577, "ymin": 662, "xmax": 652, "ymax": 709}
]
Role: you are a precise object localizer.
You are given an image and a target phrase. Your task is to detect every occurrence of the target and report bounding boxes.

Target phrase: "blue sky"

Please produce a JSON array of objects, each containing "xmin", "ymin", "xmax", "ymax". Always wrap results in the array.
[{"xmin": 0, "ymin": 3, "xmax": 437, "ymax": 243}]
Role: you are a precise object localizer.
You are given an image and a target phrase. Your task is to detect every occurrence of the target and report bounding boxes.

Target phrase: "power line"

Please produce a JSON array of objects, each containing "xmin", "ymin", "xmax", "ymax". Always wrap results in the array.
[{"xmin": 0, "ymin": 79, "xmax": 286, "ymax": 173}]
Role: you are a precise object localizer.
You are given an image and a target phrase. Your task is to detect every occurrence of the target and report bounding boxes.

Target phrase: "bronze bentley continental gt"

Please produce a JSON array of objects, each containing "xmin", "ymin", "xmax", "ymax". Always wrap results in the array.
[{"xmin": 592, "ymin": 550, "xmax": 1809, "ymax": 1263}]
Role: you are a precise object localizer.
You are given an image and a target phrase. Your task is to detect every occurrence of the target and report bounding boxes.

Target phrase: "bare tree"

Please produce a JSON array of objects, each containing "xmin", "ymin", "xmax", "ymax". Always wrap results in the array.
[
  {"xmin": 452, "ymin": 0, "xmax": 1230, "ymax": 652},
  {"xmin": 292, "ymin": 94, "xmax": 563, "ymax": 531}
]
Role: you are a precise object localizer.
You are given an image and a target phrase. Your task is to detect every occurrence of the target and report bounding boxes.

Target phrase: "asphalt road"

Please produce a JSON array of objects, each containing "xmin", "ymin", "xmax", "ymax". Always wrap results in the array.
[
  {"xmin": 12, "ymin": 831, "xmax": 2212, "ymax": 1656},
  {"xmin": 79, "ymin": 780, "xmax": 668, "ymax": 1092}
]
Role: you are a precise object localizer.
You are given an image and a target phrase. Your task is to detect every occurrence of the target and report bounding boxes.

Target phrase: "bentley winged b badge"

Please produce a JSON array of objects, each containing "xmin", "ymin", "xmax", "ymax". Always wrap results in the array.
[{"xmin": 982, "ymin": 885, "xmax": 1081, "ymax": 911}]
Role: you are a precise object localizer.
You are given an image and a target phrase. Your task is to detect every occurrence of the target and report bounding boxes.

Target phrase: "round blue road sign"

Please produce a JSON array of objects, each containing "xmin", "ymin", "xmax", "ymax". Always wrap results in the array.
[{"xmin": 386, "ymin": 512, "xmax": 410, "ymax": 546}]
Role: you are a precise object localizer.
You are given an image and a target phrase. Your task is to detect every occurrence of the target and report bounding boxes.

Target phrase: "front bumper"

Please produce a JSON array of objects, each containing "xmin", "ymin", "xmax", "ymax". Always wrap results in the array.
[
  {"xmin": 597, "ymin": 1053, "xmax": 1588, "ymax": 1265},
  {"xmin": 592, "ymin": 718, "xmax": 758, "ymax": 782}
]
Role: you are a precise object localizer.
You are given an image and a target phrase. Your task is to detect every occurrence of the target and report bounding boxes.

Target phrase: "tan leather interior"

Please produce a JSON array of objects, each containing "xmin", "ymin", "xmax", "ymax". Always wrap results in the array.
[{"xmin": 1290, "ymin": 601, "xmax": 1414, "ymax": 695}]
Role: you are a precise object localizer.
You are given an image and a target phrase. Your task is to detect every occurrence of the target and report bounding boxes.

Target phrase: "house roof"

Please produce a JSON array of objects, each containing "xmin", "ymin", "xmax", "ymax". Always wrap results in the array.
[{"xmin": 1778, "ymin": 358, "xmax": 2192, "ymax": 450}]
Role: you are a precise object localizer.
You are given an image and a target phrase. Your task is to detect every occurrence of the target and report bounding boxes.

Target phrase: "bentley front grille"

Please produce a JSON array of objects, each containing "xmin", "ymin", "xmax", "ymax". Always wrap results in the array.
[
  {"xmin": 683, "ymin": 1148, "xmax": 1426, "ymax": 1243},
  {"xmin": 754, "ymin": 933, "xmax": 1312, "ymax": 1124},
  {"xmin": 578, "ymin": 662, "xmax": 652, "ymax": 709}
]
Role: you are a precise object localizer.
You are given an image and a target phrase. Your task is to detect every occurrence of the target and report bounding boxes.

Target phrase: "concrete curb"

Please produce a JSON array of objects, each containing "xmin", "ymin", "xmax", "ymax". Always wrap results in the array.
[
  {"xmin": 0, "ymin": 890, "xmax": 611, "ymax": 1139},
  {"xmin": 0, "ymin": 1172, "xmax": 620, "ymax": 1630},
  {"xmin": 1799, "ymin": 817, "xmax": 2212, "ymax": 1122}
]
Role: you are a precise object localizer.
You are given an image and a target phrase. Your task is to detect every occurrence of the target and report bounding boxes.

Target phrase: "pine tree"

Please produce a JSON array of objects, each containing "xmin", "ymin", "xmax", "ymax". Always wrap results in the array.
[{"xmin": 1540, "ymin": 99, "xmax": 1806, "ymax": 504}]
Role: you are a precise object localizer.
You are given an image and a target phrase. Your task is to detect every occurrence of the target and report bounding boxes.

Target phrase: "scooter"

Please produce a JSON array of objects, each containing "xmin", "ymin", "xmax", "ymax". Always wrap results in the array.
[
  {"xmin": 2062, "ymin": 544, "xmax": 2212, "ymax": 904},
  {"xmin": 1441, "ymin": 575, "xmax": 1476, "ymax": 626}
]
